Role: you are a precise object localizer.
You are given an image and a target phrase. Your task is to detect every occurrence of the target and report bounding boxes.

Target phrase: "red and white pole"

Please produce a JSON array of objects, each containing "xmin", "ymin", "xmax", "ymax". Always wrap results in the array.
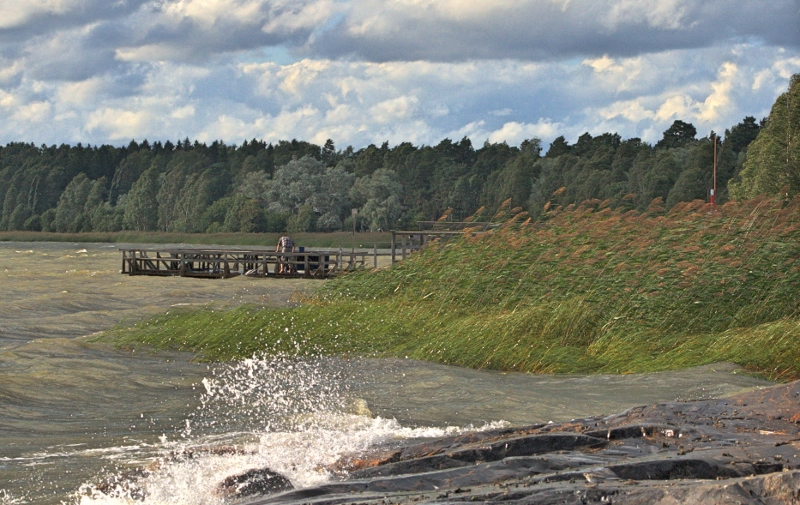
[{"xmin": 710, "ymin": 134, "xmax": 717, "ymax": 205}]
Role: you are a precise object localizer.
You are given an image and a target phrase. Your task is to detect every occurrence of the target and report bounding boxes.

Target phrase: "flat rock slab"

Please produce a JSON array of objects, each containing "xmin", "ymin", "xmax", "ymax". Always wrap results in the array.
[{"xmin": 245, "ymin": 380, "xmax": 800, "ymax": 504}]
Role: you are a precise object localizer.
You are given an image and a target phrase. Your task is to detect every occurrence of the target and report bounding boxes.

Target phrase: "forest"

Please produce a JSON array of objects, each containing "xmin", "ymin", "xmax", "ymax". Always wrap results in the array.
[{"xmin": 0, "ymin": 75, "xmax": 797, "ymax": 235}]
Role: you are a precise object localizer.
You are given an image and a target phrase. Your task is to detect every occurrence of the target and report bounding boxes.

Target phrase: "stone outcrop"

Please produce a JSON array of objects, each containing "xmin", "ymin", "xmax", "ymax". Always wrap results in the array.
[
  {"xmin": 217, "ymin": 467, "xmax": 294, "ymax": 499},
  {"xmin": 244, "ymin": 380, "xmax": 800, "ymax": 504}
]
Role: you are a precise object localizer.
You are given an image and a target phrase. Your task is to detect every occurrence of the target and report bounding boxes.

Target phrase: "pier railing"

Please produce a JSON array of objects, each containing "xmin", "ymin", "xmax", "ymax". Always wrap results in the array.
[
  {"xmin": 390, "ymin": 229, "xmax": 493, "ymax": 263},
  {"xmin": 121, "ymin": 225, "xmax": 493, "ymax": 278},
  {"xmin": 120, "ymin": 247, "xmax": 383, "ymax": 278}
]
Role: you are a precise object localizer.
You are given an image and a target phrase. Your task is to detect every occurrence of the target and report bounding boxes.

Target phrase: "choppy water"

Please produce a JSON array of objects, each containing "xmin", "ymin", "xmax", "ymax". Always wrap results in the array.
[{"xmin": 0, "ymin": 242, "xmax": 773, "ymax": 504}]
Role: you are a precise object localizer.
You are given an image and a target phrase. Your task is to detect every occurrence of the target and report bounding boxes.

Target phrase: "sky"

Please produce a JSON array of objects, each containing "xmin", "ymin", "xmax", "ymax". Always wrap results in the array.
[{"xmin": 0, "ymin": 0, "xmax": 798, "ymax": 150}]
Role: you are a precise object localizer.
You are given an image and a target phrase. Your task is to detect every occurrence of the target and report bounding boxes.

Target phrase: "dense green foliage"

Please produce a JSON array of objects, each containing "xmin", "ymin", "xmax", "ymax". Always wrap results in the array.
[
  {"xmin": 101, "ymin": 194, "xmax": 800, "ymax": 381},
  {"xmin": 730, "ymin": 75, "xmax": 800, "ymax": 200},
  {"xmin": 0, "ymin": 230, "xmax": 391, "ymax": 247},
  {"xmin": 0, "ymin": 113, "xmax": 768, "ymax": 235}
]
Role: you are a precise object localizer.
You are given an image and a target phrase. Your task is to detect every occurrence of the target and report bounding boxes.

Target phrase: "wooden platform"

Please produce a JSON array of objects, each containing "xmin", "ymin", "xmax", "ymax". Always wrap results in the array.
[
  {"xmin": 120, "ymin": 248, "xmax": 374, "ymax": 279},
  {"xmin": 390, "ymin": 226, "xmax": 493, "ymax": 263},
  {"xmin": 122, "ymin": 222, "xmax": 493, "ymax": 278}
]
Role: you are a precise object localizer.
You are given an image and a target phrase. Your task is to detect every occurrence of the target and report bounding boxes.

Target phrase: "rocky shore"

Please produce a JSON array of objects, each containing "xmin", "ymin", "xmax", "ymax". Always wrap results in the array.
[{"xmin": 241, "ymin": 380, "xmax": 800, "ymax": 504}]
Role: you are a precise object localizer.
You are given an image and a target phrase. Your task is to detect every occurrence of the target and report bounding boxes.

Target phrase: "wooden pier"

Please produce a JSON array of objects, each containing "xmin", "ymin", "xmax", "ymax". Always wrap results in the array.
[
  {"xmin": 121, "ymin": 222, "xmax": 497, "ymax": 279},
  {"xmin": 120, "ymin": 248, "xmax": 377, "ymax": 279},
  {"xmin": 390, "ymin": 222, "xmax": 496, "ymax": 263}
]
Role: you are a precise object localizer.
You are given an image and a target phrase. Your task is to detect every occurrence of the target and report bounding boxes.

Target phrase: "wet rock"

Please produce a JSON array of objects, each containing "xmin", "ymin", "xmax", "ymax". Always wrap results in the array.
[
  {"xmin": 173, "ymin": 444, "xmax": 252, "ymax": 460},
  {"xmin": 244, "ymin": 380, "xmax": 800, "ymax": 504},
  {"xmin": 92, "ymin": 469, "xmax": 149, "ymax": 501},
  {"xmin": 217, "ymin": 467, "xmax": 294, "ymax": 499},
  {"xmin": 90, "ymin": 445, "xmax": 259, "ymax": 502}
]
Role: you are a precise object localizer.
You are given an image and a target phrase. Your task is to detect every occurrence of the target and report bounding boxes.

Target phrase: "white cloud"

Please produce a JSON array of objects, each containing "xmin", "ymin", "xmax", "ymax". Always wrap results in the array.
[
  {"xmin": 161, "ymin": 0, "xmax": 267, "ymax": 28},
  {"xmin": 0, "ymin": 89, "xmax": 19, "ymax": 109},
  {"xmin": 55, "ymin": 77, "xmax": 107, "ymax": 104},
  {"xmin": 11, "ymin": 101, "xmax": 52, "ymax": 123},
  {"xmin": 197, "ymin": 114, "xmax": 262, "ymax": 142},
  {"xmin": 0, "ymin": 0, "xmax": 79, "ymax": 28},
  {"xmin": 115, "ymin": 44, "xmax": 190, "ymax": 63},
  {"xmin": 752, "ymin": 68, "xmax": 772, "ymax": 91},
  {"xmin": 0, "ymin": 60, "xmax": 24, "ymax": 85},
  {"xmin": 86, "ymin": 107, "xmax": 155, "ymax": 140},
  {"xmin": 447, "ymin": 120, "xmax": 488, "ymax": 141},
  {"xmin": 596, "ymin": 99, "xmax": 655, "ymax": 122},
  {"xmin": 773, "ymin": 57, "xmax": 800, "ymax": 80},
  {"xmin": 278, "ymin": 59, "xmax": 331, "ymax": 95},
  {"xmin": 487, "ymin": 120, "xmax": 562, "ymax": 145},
  {"xmin": 0, "ymin": 36, "xmax": 796, "ymax": 150},
  {"xmin": 368, "ymin": 96, "xmax": 419, "ymax": 123},
  {"xmin": 582, "ymin": 54, "xmax": 648, "ymax": 92},
  {"xmin": 655, "ymin": 94, "xmax": 697, "ymax": 122},
  {"xmin": 698, "ymin": 62, "xmax": 738, "ymax": 122},
  {"xmin": 170, "ymin": 105, "xmax": 196, "ymax": 119}
]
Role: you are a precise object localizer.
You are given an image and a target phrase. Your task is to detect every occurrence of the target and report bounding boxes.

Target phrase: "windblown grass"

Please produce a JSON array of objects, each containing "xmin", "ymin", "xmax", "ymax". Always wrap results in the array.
[{"xmin": 99, "ymin": 194, "xmax": 800, "ymax": 380}]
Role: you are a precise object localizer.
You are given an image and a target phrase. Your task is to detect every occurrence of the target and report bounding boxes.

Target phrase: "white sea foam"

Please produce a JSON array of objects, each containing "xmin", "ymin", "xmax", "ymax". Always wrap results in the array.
[
  {"xmin": 75, "ymin": 355, "xmax": 505, "ymax": 505},
  {"xmin": 0, "ymin": 489, "xmax": 26, "ymax": 505}
]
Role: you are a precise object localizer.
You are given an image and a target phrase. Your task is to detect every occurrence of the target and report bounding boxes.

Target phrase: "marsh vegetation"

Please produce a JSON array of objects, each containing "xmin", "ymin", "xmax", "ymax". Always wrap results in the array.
[{"xmin": 100, "ymin": 192, "xmax": 800, "ymax": 381}]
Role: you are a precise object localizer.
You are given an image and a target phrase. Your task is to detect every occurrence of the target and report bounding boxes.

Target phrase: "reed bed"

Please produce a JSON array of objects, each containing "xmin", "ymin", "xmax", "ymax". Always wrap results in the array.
[{"xmin": 100, "ymin": 194, "xmax": 800, "ymax": 380}]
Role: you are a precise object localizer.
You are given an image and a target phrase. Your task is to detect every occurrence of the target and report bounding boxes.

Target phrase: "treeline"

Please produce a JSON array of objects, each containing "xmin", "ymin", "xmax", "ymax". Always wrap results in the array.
[{"xmin": 1, "ymin": 76, "xmax": 797, "ymax": 234}]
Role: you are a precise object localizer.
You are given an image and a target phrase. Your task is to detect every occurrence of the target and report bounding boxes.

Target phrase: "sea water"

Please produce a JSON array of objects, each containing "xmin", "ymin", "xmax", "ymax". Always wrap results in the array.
[{"xmin": 0, "ymin": 242, "xmax": 773, "ymax": 504}]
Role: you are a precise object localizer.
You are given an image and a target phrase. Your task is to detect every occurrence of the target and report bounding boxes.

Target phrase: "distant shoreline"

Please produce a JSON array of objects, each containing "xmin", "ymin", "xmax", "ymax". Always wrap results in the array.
[{"xmin": 0, "ymin": 230, "xmax": 392, "ymax": 249}]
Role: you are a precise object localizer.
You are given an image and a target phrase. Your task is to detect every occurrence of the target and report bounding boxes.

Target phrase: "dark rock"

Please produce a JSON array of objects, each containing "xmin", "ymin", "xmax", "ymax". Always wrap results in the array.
[
  {"xmin": 92, "ymin": 469, "xmax": 149, "ymax": 501},
  {"xmin": 217, "ymin": 467, "xmax": 294, "ymax": 499},
  {"xmin": 243, "ymin": 380, "xmax": 800, "ymax": 504}
]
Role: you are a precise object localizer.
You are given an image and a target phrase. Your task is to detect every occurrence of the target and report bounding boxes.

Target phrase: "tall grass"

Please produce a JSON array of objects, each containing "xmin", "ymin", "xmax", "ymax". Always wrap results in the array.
[{"xmin": 98, "ymin": 194, "xmax": 800, "ymax": 380}]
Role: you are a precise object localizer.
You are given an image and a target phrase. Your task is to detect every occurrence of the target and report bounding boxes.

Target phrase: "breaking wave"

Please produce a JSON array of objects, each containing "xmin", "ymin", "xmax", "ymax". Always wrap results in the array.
[{"xmin": 76, "ymin": 354, "xmax": 505, "ymax": 505}]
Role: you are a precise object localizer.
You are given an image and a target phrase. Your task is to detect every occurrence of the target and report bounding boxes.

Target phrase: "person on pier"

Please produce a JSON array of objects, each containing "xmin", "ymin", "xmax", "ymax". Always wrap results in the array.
[{"xmin": 276, "ymin": 235, "xmax": 295, "ymax": 274}]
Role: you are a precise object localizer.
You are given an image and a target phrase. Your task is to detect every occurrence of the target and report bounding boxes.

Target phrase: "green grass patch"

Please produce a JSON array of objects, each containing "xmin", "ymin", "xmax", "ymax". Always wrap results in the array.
[{"xmin": 97, "ymin": 195, "xmax": 800, "ymax": 381}]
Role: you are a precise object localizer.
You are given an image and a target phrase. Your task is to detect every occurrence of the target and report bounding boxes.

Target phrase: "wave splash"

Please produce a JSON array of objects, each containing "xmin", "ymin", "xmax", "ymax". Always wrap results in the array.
[{"xmin": 76, "ymin": 355, "xmax": 505, "ymax": 505}]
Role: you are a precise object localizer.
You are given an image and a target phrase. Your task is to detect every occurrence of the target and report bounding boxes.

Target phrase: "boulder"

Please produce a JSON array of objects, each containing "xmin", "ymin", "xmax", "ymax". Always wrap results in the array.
[{"xmin": 217, "ymin": 467, "xmax": 294, "ymax": 499}]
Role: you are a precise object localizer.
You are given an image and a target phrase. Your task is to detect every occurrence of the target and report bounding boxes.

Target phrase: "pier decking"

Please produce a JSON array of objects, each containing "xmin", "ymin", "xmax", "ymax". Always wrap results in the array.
[
  {"xmin": 121, "ymin": 223, "xmax": 496, "ymax": 279},
  {"xmin": 120, "ymin": 248, "xmax": 375, "ymax": 278}
]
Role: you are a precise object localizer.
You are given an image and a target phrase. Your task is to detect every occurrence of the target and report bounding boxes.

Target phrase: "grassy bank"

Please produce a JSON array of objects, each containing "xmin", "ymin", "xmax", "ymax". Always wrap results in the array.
[
  {"xmin": 98, "ymin": 195, "xmax": 800, "ymax": 381},
  {"xmin": 0, "ymin": 230, "xmax": 392, "ymax": 248}
]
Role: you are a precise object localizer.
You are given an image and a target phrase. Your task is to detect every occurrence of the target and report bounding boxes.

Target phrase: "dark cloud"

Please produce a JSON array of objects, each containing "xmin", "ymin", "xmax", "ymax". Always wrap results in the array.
[
  {"xmin": 20, "ymin": 23, "xmax": 130, "ymax": 82},
  {"xmin": 0, "ymin": 1, "xmax": 150, "ymax": 45},
  {"xmin": 2, "ymin": 0, "xmax": 797, "ymax": 84},
  {"xmin": 309, "ymin": 0, "xmax": 800, "ymax": 62},
  {"xmin": 127, "ymin": 17, "xmax": 310, "ymax": 63}
]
